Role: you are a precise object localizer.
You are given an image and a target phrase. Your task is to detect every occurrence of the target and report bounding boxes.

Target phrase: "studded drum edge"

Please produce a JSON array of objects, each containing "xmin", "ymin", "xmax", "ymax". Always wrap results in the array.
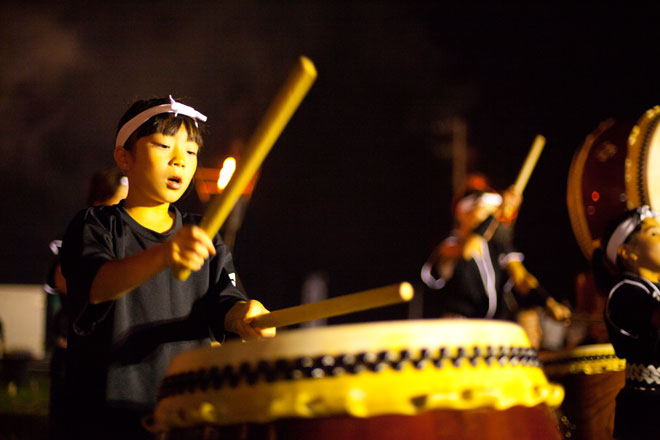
[{"xmin": 157, "ymin": 345, "xmax": 540, "ymax": 401}]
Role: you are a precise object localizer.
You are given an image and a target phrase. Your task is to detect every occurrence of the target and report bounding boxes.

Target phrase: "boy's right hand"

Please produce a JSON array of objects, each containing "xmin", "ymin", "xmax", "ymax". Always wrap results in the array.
[
  {"xmin": 500, "ymin": 186, "xmax": 522, "ymax": 222},
  {"xmin": 224, "ymin": 300, "xmax": 277, "ymax": 341},
  {"xmin": 166, "ymin": 225, "xmax": 216, "ymax": 272},
  {"xmin": 462, "ymin": 233, "xmax": 486, "ymax": 260}
]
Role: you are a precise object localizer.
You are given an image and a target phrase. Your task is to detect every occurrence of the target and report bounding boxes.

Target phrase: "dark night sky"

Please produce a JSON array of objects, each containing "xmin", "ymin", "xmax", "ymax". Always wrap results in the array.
[{"xmin": 2, "ymin": 2, "xmax": 660, "ymax": 322}]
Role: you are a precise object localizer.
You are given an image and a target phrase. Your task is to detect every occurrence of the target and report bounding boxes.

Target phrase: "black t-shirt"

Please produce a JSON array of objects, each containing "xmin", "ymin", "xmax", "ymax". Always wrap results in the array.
[
  {"xmin": 605, "ymin": 274, "xmax": 660, "ymax": 439},
  {"xmin": 443, "ymin": 220, "xmax": 517, "ymax": 319},
  {"xmin": 60, "ymin": 202, "xmax": 247, "ymax": 410},
  {"xmin": 606, "ymin": 274, "xmax": 660, "ymax": 364}
]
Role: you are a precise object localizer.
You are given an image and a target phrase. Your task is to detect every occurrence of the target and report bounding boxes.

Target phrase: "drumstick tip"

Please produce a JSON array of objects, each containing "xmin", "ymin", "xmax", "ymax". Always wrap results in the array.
[
  {"xmin": 299, "ymin": 56, "xmax": 318, "ymax": 78},
  {"xmin": 399, "ymin": 282, "xmax": 414, "ymax": 301}
]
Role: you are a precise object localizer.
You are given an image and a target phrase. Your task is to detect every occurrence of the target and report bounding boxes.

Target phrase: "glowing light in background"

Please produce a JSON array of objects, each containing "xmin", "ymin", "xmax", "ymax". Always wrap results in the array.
[
  {"xmin": 217, "ymin": 157, "xmax": 236, "ymax": 190},
  {"xmin": 591, "ymin": 191, "xmax": 600, "ymax": 202}
]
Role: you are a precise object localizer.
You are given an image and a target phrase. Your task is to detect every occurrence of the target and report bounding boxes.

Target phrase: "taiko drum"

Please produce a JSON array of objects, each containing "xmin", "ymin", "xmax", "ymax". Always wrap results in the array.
[{"xmin": 146, "ymin": 320, "xmax": 564, "ymax": 439}]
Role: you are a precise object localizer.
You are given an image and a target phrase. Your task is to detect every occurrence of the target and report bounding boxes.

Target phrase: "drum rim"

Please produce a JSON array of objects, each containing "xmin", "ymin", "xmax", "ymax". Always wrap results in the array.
[
  {"xmin": 567, "ymin": 118, "xmax": 615, "ymax": 260},
  {"xmin": 166, "ymin": 319, "xmax": 531, "ymax": 370},
  {"xmin": 540, "ymin": 343, "xmax": 625, "ymax": 376}
]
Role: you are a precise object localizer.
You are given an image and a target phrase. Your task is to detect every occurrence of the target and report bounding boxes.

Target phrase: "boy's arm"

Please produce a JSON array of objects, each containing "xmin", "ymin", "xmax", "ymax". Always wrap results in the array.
[
  {"xmin": 90, "ymin": 225, "xmax": 215, "ymax": 304},
  {"xmin": 224, "ymin": 300, "xmax": 276, "ymax": 340},
  {"xmin": 506, "ymin": 260, "xmax": 571, "ymax": 321},
  {"xmin": 505, "ymin": 259, "xmax": 538, "ymax": 294}
]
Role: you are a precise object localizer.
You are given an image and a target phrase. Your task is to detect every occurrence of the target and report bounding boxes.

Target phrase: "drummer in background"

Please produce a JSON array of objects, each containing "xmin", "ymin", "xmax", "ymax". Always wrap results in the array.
[
  {"xmin": 45, "ymin": 167, "xmax": 128, "ymax": 440},
  {"xmin": 59, "ymin": 96, "xmax": 275, "ymax": 439},
  {"xmin": 593, "ymin": 206, "xmax": 660, "ymax": 440},
  {"xmin": 86, "ymin": 167, "xmax": 129, "ymax": 207},
  {"xmin": 421, "ymin": 173, "xmax": 571, "ymax": 348}
]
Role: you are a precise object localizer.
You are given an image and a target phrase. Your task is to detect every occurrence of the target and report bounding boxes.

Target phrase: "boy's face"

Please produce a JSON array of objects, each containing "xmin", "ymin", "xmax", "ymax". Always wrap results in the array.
[
  {"xmin": 456, "ymin": 201, "xmax": 498, "ymax": 232},
  {"xmin": 626, "ymin": 216, "xmax": 660, "ymax": 273},
  {"xmin": 120, "ymin": 124, "xmax": 199, "ymax": 205}
]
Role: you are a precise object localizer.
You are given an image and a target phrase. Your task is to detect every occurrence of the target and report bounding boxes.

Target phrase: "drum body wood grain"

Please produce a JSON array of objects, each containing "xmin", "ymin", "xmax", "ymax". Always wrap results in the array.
[{"xmin": 149, "ymin": 320, "xmax": 564, "ymax": 440}]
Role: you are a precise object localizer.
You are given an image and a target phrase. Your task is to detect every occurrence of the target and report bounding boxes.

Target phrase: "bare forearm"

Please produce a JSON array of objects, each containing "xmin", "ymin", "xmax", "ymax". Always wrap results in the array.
[
  {"xmin": 89, "ymin": 225, "xmax": 216, "ymax": 304},
  {"xmin": 89, "ymin": 243, "xmax": 169, "ymax": 304}
]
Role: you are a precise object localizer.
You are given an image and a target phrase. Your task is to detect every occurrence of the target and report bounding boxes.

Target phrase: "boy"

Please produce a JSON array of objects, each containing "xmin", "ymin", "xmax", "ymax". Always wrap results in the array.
[
  {"xmin": 596, "ymin": 205, "xmax": 660, "ymax": 439},
  {"xmin": 421, "ymin": 175, "xmax": 570, "ymax": 347},
  {"xmin": 60, "ymin": 96, "xmax": 274, "ymax": 439}
]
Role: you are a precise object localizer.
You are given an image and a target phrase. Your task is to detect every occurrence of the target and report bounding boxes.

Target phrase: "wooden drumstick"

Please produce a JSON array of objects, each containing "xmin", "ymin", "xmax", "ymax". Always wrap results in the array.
[
  {"xmin": 175, "ymin": 56, "xmax": 317, "ymax": 281},
  {"xmin": 513, "ymin": 134, "xmax": 546, "ymax": 195},
  {"xmin": 483, "ymin": 134, "xmax": 546, "ymax": 241},
  {"xmin": 252, "ymin": 282, "xmax": 414, "ymax": 328}
]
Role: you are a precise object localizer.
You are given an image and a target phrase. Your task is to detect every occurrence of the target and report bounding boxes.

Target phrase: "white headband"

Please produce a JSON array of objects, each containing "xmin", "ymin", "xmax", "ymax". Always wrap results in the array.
[
  {"xmin": 115, "ymin": 95, "xmax": 208, "ymax": 148},
  {"xmin": 455, "ymin": 192, "xmax": 502, "ymax": 215},
  {"xmin": 606, "ymin": 205, "xmax": 660, "ymax": 264},
  {"xmin": 49, "ymin": 239, "xmax": 62, "ymax": 256}
]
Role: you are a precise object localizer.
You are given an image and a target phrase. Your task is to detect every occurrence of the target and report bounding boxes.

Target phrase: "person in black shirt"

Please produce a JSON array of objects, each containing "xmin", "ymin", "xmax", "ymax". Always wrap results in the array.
[
  {"xmin": 421, "ymin": 175, "xmax": 570, "ymax": 347},
  {"xmin": 60, "ymin": 96, "xmax": 275, "ymax": 439},
  {"xmin": 595, "ymin": 205, "xmax": 660, "ymax": 440}
]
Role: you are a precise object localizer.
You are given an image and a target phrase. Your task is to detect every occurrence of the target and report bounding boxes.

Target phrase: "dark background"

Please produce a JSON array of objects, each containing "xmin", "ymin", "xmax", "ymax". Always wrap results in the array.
[{"xmin": 2, "ymin": 2, "xmax": 658, "ymax": 322}]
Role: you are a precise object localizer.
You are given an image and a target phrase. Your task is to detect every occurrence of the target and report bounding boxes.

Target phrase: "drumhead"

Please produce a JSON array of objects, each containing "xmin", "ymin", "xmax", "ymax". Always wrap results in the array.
[
  {"xmin": 626, "ymin": 105, "xmax": 660, "ymax": 209},
  {"xmin": 147, "ymin": 319, "xmax": 563, "ymax": 433}
]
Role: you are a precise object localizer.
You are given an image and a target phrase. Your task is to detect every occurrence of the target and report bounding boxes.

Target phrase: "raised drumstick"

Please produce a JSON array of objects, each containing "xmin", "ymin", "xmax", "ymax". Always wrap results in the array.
[
  {"xmin": 513, "ymin": 134, "xmax": 546, "ymax": 195},
  {"xmin": 483, "ymin": 134, "xmax": 546, "ymax": 241},
  {"xmin": 252, "ymin": 282, "xmax": 414, "ymax": 328},
  {"xmin": 175, "ymin": 56, "xmax": 317, "ymax": 281}
]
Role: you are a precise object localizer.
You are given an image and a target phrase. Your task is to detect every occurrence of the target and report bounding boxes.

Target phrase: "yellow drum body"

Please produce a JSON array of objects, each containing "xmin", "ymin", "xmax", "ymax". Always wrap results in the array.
[
  {"xmin": 541, "ymin": 344, "xmax": 625, "ymax": 440},
  {"xmin": 148, "ymin": 319, "xmax": 563, "ymax": 439}
]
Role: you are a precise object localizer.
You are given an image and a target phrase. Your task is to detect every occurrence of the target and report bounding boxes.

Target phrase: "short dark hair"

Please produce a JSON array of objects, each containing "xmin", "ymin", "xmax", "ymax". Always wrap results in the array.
[{"xmin": 117, "ymin": 97, "xmax": 206, "ymax": 151}]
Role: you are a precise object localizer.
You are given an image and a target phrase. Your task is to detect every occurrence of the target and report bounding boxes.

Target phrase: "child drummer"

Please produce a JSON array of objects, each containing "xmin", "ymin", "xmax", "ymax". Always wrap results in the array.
[
  {"xmin": 60, "ymin": 96, "xmax": 275, "ymax": 439},
  {"xmin": 421, "ymin": 174, "xmax": 570, "ymax": 347},
  {"xmin": 595, "ymin": 205, "xmax": 660, "ymax": 440}
]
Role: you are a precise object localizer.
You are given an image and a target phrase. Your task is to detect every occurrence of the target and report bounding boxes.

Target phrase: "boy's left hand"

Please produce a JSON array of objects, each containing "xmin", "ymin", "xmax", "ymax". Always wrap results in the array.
[
  {"xmin": 225, "ymin": 300, "xmax": 277, "ymax": 341},
  {"xmin": 545, "ymin": 297, "xmax": 572, "ymax": 323},
  {"xmin": 507, "ymin": 260, "xmax": 538, "ymax": 295}
]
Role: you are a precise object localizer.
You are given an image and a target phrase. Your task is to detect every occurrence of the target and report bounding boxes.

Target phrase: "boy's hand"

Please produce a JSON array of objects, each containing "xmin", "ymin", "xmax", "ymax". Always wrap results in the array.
[
  {"xmin": 225, "ymin": 300, "xmax": 277, "ymax": 341},
  {"xmin": 462, "ymin": 234, "xmax": 485, "ymax": 260},
  {"xmin": 500, "ymin": 186, "xmax": 522, "ymax": 221},
  {"xmin": 440, "ymin": 240, "xmax": 462, "ymax": 259},
  {"xmin": 546, "ymin": 297, "xmax": 572, "ymax": 323},
  {"xmin": 506, "ymin": 260, "xmax": 538, "ymax": 295},
  {"xmin": 167, "ymin": 225, "xmax": 216, "ymax": 272}
]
